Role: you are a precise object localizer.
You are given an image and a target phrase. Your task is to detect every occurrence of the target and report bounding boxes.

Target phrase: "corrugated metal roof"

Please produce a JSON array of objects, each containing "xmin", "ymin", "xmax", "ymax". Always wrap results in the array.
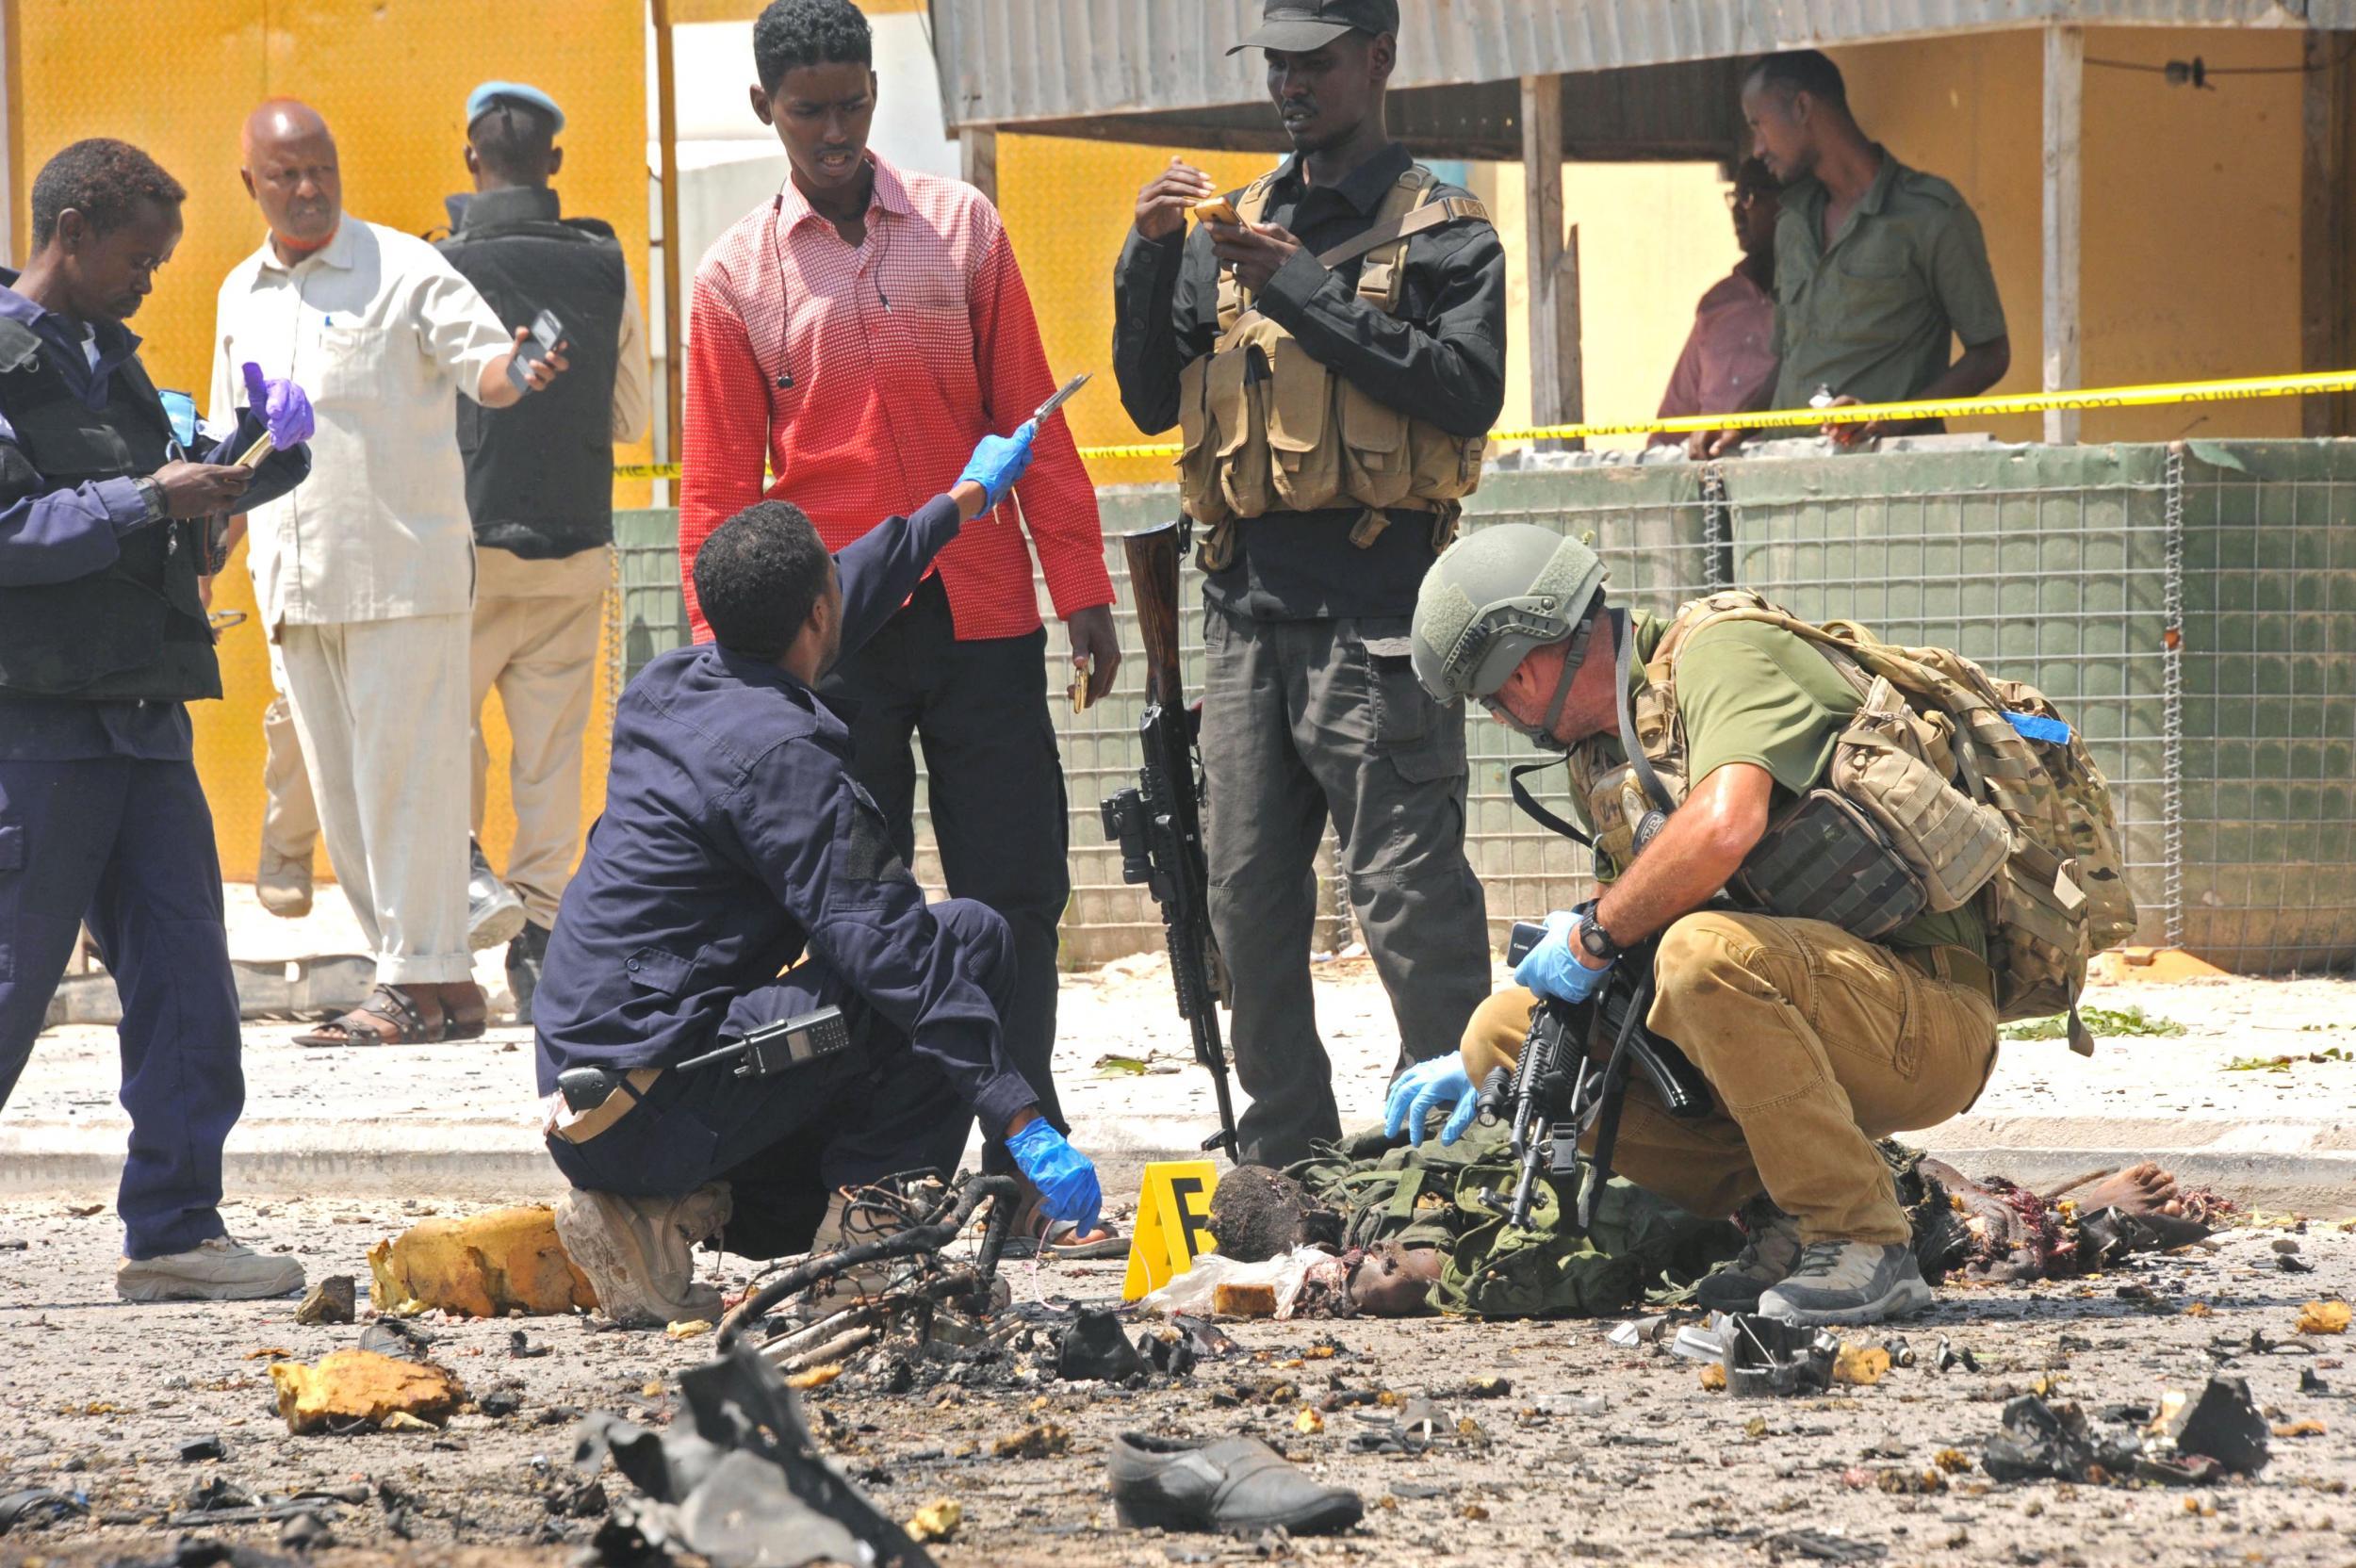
[
  {"xmin": 1012, "ymin": 57, "xmax": 1749, "ymax": 162},
  {"xmin": 931, "ymin": 0, "xmax": 2356, "ymax": 129}
]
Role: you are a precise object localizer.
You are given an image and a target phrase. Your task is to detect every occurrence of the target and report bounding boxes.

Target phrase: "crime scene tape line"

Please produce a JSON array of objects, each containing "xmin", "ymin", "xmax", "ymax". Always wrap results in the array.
[{"xmin": 614, "ymin": 368, "xmax": 2356, "ymax": 477}]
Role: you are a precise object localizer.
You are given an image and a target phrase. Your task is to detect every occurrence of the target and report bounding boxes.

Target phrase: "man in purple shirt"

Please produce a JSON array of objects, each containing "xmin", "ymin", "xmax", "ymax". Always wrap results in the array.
[
  {"xmin": 0, "ymin": 139, "xmax": 313, "ymax": 1299},
  {"xmin": 1657, "ymin": 157, "xmax": 1781, "ymax": 457}
]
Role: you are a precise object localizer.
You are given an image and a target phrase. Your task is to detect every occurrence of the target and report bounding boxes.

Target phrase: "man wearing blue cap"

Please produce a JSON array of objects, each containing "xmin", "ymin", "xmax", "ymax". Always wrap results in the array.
[{"xmin": 441, "ymin": 82, "xmax": 650, "ymax": 1024}]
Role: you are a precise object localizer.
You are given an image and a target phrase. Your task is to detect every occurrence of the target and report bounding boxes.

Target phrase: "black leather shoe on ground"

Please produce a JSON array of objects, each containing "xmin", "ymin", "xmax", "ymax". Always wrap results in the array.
[{"xmin": 1108, "ymin": 1432, "xmax": 1363, "ymax": 1535}]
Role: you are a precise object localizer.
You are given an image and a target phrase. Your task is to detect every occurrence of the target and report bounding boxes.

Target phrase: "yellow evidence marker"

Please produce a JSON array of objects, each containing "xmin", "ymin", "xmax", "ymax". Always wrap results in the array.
[{"xmin": 1121, "ymin": 1159, "xmax": 1220, "ymax": 1302}]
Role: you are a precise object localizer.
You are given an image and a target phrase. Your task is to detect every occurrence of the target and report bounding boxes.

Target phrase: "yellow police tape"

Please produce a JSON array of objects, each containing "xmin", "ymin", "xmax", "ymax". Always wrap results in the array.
[{"xmin": 614, "ymin": 368, "xmax": 2356, "ymax": 477}]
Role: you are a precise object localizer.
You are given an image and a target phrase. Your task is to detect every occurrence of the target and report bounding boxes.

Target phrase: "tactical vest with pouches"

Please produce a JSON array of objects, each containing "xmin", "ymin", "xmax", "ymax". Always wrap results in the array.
[
  {"xmin": 1550, "ymin": 594, "xmax": 2136, "ymax": 1054},
  {"xmin": 0, "ymin": 315, "xmax": 219, "ymax": 704},
  {"xmin": 1176, "ymin": 165, "xmax": 1491, "ymax": 572}
]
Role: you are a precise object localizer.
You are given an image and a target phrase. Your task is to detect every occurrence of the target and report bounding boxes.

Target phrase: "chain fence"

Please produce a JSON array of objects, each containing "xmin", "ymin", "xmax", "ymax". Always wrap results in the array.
[{"xmin": 614, "ymin": 438, "xmax": 2356, "ymax": 976}]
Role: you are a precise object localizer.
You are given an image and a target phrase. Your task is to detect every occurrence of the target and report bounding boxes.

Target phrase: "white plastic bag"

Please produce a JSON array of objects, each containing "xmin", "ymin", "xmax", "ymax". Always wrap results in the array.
[{"xmin": 1132, "ymin": 1245, "xmax": 1338, "ymax": 1320}]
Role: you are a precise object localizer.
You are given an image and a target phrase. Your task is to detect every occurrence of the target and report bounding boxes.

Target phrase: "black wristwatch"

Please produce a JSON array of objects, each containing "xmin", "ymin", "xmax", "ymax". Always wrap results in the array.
[{"xmin": 1575, "ymin": 903, "xmax": 1624, "ymax": 963}]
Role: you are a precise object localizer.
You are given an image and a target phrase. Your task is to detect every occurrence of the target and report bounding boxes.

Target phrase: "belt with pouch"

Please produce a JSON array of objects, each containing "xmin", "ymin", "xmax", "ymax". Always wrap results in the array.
[{"xmin": 549, "ymin": 1067, "xmax": 661, "ymax": 1146}]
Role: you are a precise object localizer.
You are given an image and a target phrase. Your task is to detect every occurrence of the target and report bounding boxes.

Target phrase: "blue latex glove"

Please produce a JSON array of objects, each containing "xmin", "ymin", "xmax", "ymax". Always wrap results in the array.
[
  {"xmin": 1513, "ymin": 908, "xmax": 1614, "ymax": 1005},
  {"xmin": 957, "ymin": 423, "xmax": 1037, "ymax": 513},
  {"xmin": 1006, "ymin": 1116, "xmax": 1102, "ymax": 1238},
  {"xmin": 241, "ymin": 361, "xmax": 315, "ymax": 449},
  {"xmin": 1384, "ymin": 1055, "xmax": 1477, "ymax": 1148}
]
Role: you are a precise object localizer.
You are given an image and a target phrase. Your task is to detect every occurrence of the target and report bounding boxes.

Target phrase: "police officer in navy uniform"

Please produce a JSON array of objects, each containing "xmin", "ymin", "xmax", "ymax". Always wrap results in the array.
[
  {"xmin": 535, "ymin": 424, "xmax": 1104, "ymax": 1328},
  {"xmin": 0, "ymin": 139, "xmax": 314, "ymax": 1300}
]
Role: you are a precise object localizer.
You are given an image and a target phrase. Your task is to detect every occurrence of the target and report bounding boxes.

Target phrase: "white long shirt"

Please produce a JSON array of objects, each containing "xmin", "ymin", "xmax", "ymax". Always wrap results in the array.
[{"xmin": 211, "ymin": 219, "xmax": 510, "ymax": 628}]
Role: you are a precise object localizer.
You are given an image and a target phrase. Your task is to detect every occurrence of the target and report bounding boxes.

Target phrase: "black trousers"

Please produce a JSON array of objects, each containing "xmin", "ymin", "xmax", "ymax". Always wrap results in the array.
[
  {"xmin": 546, "ymin": 897, "xmax": 1012, "ymax": 1259},
  {"xmin": 821, "ymin": 576, "xmax": 1071, "ymax": 1176}
]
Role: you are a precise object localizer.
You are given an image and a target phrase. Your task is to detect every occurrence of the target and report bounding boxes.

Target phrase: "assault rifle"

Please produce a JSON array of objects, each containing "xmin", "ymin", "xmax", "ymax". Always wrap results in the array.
[
  {"xmin": 1099, "ymin": 523, "xmax": 1241, "ymax": 1162},
  {"xmin": 1477, "ymin": 919, "xmax": 1713, "ymax": 1231}
]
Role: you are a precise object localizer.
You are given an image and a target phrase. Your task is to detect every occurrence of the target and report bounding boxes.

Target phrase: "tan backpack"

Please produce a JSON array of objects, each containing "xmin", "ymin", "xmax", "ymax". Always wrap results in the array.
[{"xmin": 1658, "ymin": 593, "xmax": 2139, "ymax": 1054}]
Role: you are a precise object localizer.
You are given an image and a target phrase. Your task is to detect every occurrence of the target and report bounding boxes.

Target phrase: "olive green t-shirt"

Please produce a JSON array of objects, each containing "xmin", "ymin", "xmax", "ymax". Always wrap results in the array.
[
  {"xmin": 1621, "ymin": 612, "xmax": 1986, "ymax": 956},
  {"xmin": 1768, "ymin": 151, "xmax": 2007, "ymax": 413}
]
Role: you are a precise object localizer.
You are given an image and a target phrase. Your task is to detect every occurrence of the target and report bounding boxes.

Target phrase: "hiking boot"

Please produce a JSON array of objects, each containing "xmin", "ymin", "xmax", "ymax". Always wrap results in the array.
[
  {"xmin": 467, "ymin": 840, "xmax": 527, "ymax": 951},
  {"xmin": 1758, "ymin": 1239, "xmax": 1935, "ymax": 1327},
  {"xmin": 1694, "ymin": 1198, "xmax": 1804, "ymax": 1313},
  {"xmin": 506, "ymin": 921, "xmax": 550, "ymax": 1027},
  {"xmin": 117, "ymin": 1236, "xmax": 305, "ymax": 1302},
  {"xmin": 553, "ymin": 1184, "xmax": 730, "ymax": 1328},
  {"xmin": 255, "ymin": 850, "xmax": 313, "ymax": 919}
]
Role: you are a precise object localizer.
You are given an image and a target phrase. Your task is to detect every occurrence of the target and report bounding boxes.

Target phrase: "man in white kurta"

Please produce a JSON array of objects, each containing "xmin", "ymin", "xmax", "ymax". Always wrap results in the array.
[{"xmin": 212, "ymin": 99, "xmax": 562, "ymax": 1045}]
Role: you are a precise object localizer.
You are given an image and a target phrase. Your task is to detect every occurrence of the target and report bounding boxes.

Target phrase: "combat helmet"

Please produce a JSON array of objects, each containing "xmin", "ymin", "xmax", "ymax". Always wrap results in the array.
[{"xmin": 1411, "ymin": 524, "xmax": 1609, "ymax": 710}]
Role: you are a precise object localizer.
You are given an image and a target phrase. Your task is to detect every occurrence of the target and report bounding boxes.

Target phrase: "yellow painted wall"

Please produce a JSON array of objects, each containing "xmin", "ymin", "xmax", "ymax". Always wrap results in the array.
[
  {"xmin": 1480, "ymin": 159, "xmax": 1736, "ymax": 451},
  {"xmin": 8, "ymin": 0, "xmax": 651, "ymax": 884},
  {"xmin": 1839, "ymin": 27, "xmax": 2308, "ymax": 445}
]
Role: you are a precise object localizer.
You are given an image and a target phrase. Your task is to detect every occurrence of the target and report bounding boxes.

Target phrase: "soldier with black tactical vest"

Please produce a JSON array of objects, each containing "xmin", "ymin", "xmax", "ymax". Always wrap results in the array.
[
  {"xmin": 440, "ymin": 81, "xmax": 652, "ymax": 1022},
  {"xmin": 1397, "ymin": 525, "xmax": 2037, "ymax": 1326},
  {"xmin": 0, "ymin": 139, "xmax": 314, "ymax": 1301},
  {"xmin": 1112, "ymin": 0, "xmax": 1507, "ymax": 1168}
]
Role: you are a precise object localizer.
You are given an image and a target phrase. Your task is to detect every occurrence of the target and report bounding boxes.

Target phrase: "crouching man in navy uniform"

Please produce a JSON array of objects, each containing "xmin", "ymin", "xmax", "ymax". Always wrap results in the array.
[
  {"xmin": 0, "ymin": 139, "xmax": 314, "ymax": 1300},
  {"xmin": 535, "ymin": 423, "xmax": 1104, "ymax": 1326}
]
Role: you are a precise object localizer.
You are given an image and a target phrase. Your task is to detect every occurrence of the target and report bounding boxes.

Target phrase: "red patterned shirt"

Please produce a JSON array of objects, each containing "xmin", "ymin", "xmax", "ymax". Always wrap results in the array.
[{"xmin": 679, "ymin": 153, "xmax": 1110, "ymax": 642}]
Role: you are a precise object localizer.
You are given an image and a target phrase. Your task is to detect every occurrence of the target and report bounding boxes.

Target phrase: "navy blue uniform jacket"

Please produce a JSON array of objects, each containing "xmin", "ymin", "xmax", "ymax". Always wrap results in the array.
[{"xmin": 532, "ymin": 495, "xmax": 1037, "ymax": 1135}]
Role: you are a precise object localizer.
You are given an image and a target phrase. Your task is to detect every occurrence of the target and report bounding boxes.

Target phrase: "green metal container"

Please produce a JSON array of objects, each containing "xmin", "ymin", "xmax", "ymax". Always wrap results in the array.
[{"xmin": 592, "ymin": 440, "xmax": 2356, "ymax": 975}]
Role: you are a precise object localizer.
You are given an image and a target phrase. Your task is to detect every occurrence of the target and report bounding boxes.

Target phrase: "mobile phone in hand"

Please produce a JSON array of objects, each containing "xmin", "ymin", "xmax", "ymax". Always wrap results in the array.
[
  {"xmin": 1193, "ymin": 196, "xmax": 1242, "ymax": 226},
  {"xmin": 505, "ymin": 309, "xmax": 564, "ymax": 394}
]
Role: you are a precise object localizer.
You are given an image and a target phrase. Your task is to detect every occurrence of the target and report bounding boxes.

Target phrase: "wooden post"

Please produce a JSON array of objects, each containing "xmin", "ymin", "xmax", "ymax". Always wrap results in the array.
[
  {"xmin": 2041, "ymin": 24, "xmax": 2083, "ymax": 447},
  {"xmin": 651, "ymin": 0, "xmax": 686, "ymax": 482},
  {"xmin": 1520, "ymin": 74, "xmax": 1583, "ymax": 446},
  {"xmin": 2301, "ymin": 29, "xmax": 2347, "ymax": 438},
  {"xmin": 960, "ymin": 126, "xmax": 999, "ymax": 205}
]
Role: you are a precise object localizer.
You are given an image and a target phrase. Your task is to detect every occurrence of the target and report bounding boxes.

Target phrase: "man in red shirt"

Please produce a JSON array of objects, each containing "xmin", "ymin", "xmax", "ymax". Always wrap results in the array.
[
  {"xmin": 679, "ymin": 0, "xmax": 1121, "ymax": 1250},
  {"xmin": 1655, "ymin": 157, "xmax": 1780, "ymax": 457}
]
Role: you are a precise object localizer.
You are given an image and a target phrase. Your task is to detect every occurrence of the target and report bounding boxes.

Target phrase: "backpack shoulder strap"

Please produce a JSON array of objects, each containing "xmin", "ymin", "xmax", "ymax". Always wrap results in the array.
[{"xmin": 1336, "ymin": 167, "xmax": 1494, "ymax": 312}]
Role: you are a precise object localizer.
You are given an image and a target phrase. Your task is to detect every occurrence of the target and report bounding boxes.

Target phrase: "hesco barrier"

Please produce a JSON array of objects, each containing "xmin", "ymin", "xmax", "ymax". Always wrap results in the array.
[{"xmin": 613, "ymin": 439, "xmax": 2356, "ymax": 975}]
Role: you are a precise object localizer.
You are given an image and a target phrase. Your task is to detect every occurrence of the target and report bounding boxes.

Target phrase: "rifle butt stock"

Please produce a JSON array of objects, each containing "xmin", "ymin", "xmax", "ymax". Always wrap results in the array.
[{"xmin": 1121, "ymin": 523, "xmax": 1186, "ymax": 707}]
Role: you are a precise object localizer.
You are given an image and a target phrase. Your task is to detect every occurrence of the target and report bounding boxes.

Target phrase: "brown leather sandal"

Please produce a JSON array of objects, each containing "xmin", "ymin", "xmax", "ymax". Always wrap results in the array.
[
  {"xmin": 293, "ymin": 985, "xmax": 445, "ymax": 1048},
  {"xmin": 440, "ymin": 982, "xmax": 490, "ymax": 1041}
]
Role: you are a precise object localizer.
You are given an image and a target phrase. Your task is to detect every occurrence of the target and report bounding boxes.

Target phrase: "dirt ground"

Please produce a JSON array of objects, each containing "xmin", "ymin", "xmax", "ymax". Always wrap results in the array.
[{"xmin": 0, "ymin": 1195, "xmax": 2350, "ymax": 1568}]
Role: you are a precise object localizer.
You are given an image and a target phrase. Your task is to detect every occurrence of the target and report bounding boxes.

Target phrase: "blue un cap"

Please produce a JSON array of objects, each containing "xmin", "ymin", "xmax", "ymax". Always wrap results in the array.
[{"xmin": 466, "ymin": 80, "xmax": 564, "ymax": 134}]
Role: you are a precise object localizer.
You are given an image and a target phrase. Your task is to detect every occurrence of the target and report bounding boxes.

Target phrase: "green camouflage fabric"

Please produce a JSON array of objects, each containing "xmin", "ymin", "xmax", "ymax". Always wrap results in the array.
[{"xmin": 1286, "ymin": 1121, "xmax": 1739, "ymax": 1319}]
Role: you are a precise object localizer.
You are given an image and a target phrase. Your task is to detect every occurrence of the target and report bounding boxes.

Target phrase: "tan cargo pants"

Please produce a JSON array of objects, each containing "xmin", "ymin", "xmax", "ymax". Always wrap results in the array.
[
  {"xmin": 468, "ymin": 547, "xmax": 608, "ymax": 929},
  {"xmin": 1462, "ymin": 910, "xmax": 1999, "ymax": 1245}
]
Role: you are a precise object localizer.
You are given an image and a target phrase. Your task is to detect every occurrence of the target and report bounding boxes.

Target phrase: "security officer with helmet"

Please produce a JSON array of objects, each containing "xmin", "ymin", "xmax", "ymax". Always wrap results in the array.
[
  {"xmin": 1112, "ymin": 0, "xmax": 1506, "ymax": 1167},
  {"xmin": 1390, "ymin": 525, "xmax": 2004, "ymax": 1326}
]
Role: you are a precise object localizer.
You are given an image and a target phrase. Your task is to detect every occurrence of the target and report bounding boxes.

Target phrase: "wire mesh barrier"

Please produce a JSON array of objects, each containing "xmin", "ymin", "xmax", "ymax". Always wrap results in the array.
[{"xmin": 611, "ymin": 440, "xmax": 2356, "ymax": 976}]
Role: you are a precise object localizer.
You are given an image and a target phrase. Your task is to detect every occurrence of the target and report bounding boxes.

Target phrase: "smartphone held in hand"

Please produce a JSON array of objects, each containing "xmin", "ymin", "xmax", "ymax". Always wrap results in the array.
[{"xmin": 505, "ymin": 308, "xmax": 565, "ymax": 394}]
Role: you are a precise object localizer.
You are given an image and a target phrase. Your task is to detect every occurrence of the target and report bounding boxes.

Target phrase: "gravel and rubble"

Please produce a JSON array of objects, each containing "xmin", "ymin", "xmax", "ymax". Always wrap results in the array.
[{"xmin": 0, "ymin": 1195, "xmax": 2350, "ymax": 1567}]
